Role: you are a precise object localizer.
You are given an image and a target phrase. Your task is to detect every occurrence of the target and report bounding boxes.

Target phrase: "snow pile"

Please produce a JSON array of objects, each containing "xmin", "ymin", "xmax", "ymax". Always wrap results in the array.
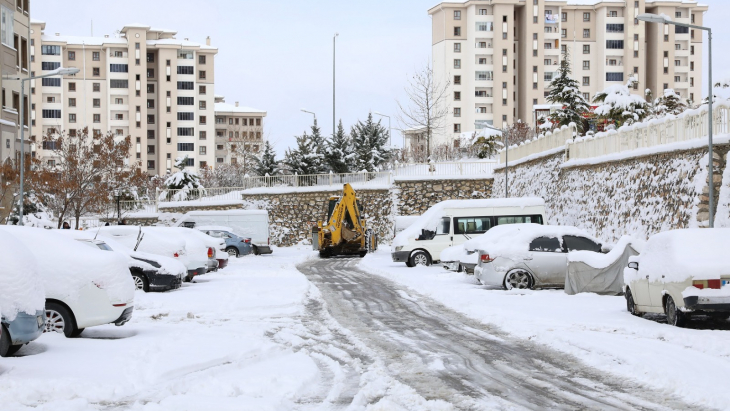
[
  {"xmin": 0, "ymin": 226, "xmax": 134, "ymax": 303},
  {"xmin": 568, "ymin": 235, "xmax": 645, "ymax": 268},
  {"xmin": 0, "ymin": 230, "xmax": 45, "ymax": 321},
  {"xmin": 392, "ymin": 198, "xmax": 545, "ymax": 248},
  {"xmin": 462, "ymin": 224, "xmax": 599, "ymax": 259},
  {"xmin": 639, "ymin": 228, "xmax": 730, "ymax": 282}
]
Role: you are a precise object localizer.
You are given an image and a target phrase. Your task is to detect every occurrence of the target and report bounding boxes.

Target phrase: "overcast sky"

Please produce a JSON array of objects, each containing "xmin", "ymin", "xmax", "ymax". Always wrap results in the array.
[{"xmin": 34, "ymin": 0, "xmax": 729, "ymax": 156}]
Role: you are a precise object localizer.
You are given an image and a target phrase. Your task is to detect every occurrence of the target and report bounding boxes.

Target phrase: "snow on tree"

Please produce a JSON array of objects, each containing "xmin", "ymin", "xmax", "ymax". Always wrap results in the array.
[
  {"xmin": 546, "ymin": 51, "xmax": 590, "ymax": 134},
  {"xmin": 470, "ymin": 128, "xmax": 503, "ymax": 159},
  {"xmin": 254, "ymin": 140, "xmax": 280, "ymax": 176},
  {"xmin": 350, "ymin": 113, "xmax": 390, "ymax": 172},
  {"xmin": 593, "ymin": 78, "xmax": 649, "ymax": 127},
  {"xmin": 283, "ymin": 121, "xmax": 327, "ymax": 176},
  {"xmin": 654, "ymin": 88, "xmax": 688, "ymax": 117},
  {"xmin": 325, "ymin": 120, "xmax": 353, "ymax": 173},
  {"xmin": 165, "ymin": 156, "xmax": 204, "ymax": 200}
]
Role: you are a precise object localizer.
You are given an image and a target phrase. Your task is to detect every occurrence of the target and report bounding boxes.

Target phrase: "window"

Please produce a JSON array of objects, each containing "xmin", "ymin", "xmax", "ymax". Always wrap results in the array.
[
  {"xmin": 563, "ymin": 236, "xmax": 601, "ymax": 252},
  {"xmin": 67, "ymin": 113, "xmax": 76, "ymax": 123},
  {"xmin": 454, "ymin": 91, "xmax": 461, "ymax": 101},
  {"xmin": 199, "ymin": 70, "xmax": 206, "ymax": 80},
  {"xmin": 561, "ymin": 12, "xmax": 567, "ymax": 22},
  {"xmin": 606, "ymin": 24, "xmax": 624, "ymax": 33},
  {"xmin": 608, "ymin": 10, "xmax": 618, "ymax": 17},
  {"xmin": 453, "ymin": 107, "xmax": 461, "ymax": 117},
  {"xmin": 177, "ymin": 143, "xmax": 194, "ymax": 151},
  {"xmin": 674, "ymin": 59, "xmax": 681, "ymax": 67},
  {"xmin": 583, "ymin": 45, "xmax": 590, "ymax": 54},
  {"xmin": 41, "ymin": 45, "xmax": 60, "ymax": 55},
  {"xmin": 93, "ymin": 82, "xmax": 100, "ymax": 92},
  {"xmin": 606, "ymin": 40, "xmax": 624, "ymax": 49},
  {"xmin": 690, "ymin": 62, "xmax": 694, "ymax": 71},
  {"xmin": 199, "ymin": 146, "xmax": 207, "ymax": 155},
  {"xmin": 41, "ymin": 61, "xmax": 60, "ymax": 70},
  {"xmin": 663, "ymin": 83, "xmax": 669, "ymax": 90},
  {"xmin": 199, "ymin": 131, "xmax": 207, "ymax": 140},
  {"xmin": 177, "ymin": 112, "xmax": 195, "ymax": 121},
  {"xmin": 90, "ymin": 67, "xmax": 100, "ymax": 77},
  {"xmin": 634, "ymin": 51, "xmax": 639, "ymax": 58},
  {"xmin": 115, "ymin": 113, "xmax": 124, "ymax": 120},
  {"xmin": 690, "ymin": 45, "xmax": 695, "ymax": 55},
  {"xmin": 454, "ymin": 217, "xmax": 492, "ymax": 235},
  {"xmin": 147, "ymin": 99, "xmax": 155, "ymax": 109},
  {"xmin": 582, "ymin": 77, "xmax": 590, "ymax": 86},
  {"xmin": 68, "ymin": 82, "xmax": 76, "ymax": 92},
  {"xmin": 146, "ymin": 84, "xmax": 155, "ymax": 94},
  {"xmin": 42, "ymin": 141, "xmax": 58, "ymax": 150},
  {"xmin": 113, "ymin": 50, "xmax": 123, "ymax": 57},
  {"xmin": 68, "ymin": 51, "xmax": 75, "ymax": 60},
  {"xmin": 197, "ymin": 54, "xmax": 207, "ymax": 64},
  {"xmin": 529, "ymin": 237, "xmax": 562, "ymax": 252},
  {"xmin": 146, "ymin": 160, "xmax": 155, "ymax": 170},
  {"xmin": 199, "ymin": 85, "xmax": 207, "ymax": 95},
  {"xmin": 147, "ymin": 115, "xmax": 155, "ymax": 124},
  {"xmin": 453, "ymin": 59, "xmax": 461, "ymax": 69},
  {"xmin": 0, "ymin": 6, "xmax": 13, "ymax": 48},
  {"xmin": 177, "ymin": 81, "xmax": 194, "ymax": 90},
  {"xmin": 606, "ymin": 72, "xmax": 624, "ymax": 82},
  {"xmin": 476, "ymin": 22, "xmax": 492, "ymax": 32},
  {"xmin": 147, "ymin": 69, "xmax": 154, "ymax": 78},
  {"xmin": 675, "ymin": 26, "xmax": 689, "ymax": 34},
  {"xmin": 583, "ymin": 12, "xmax": 590, "ymax": 22},
  {"xmin": 561, "ymin": 29, "xmax": 566, "ymax": 38},
  {"xmin": 454, "ymin": 43, "xmax": 461, "ymax": 52},
  {"xmin": 454, "ymin": 10, "xmax": 461, "ymax": 20},
  {"xmin": 582, "ymin": 61, "xmax": 590, "ymax": 69},
  {"xmin": 68, "ymin": 98, "xmax": 76, "ymax": 107},
  {"xmin": 92, "ymin": 98, "xmax": 100, "ymax": 108},
  {"xmin": 674, "ymin": 75, "xmax": 681, "ymax": 82},
  {"xmin": 41, "ymin": 78, "xmax": 61, "ymax": 87},
  {"xmin": 454, "ymin": 27, "xmax": 461, "ymax": 36},
  {"xmin": 110, "ymin": 79, "xmax": 128, "ymax": 88},
  {"xmin": 177, "ymin": 127, "xmax": 194, "ymax": 136},
  {"xmin": 454, "ymin": 75, "xmax": 461, "ymax": 85},
  {"xmin": 582, "ymin": 92, "xmax": 590, "ymax": 100},
  {"xmin": 109, "ymin": 63, "xmax": 128, "ymax": 73},
  {"xmin": 199, "ymin": 100, "xmax": 207, "ymax": 110},
  {"xmin": 90, "ymin": 113, "xmax": 99, "ymax": 123},
  {"xmin": 177, "ymin": 65, "xmax": 194, "ymax": 75},
  {"xmin": 177, "ymin": 96, "xmax": 195, "ymax": 105},
  {"xmin": 583, "ymin": 29, "xmax": 590, "ymax": 38},
  {"xmin": 45, "ymin": 96, "xmax": 55, "ymax": 103}
]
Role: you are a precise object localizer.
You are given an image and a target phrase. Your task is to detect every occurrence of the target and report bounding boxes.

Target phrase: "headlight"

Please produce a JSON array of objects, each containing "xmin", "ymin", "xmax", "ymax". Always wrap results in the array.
[{"xmin": 395, "ymin": 246, "xmax": 403, "ymax": 252}]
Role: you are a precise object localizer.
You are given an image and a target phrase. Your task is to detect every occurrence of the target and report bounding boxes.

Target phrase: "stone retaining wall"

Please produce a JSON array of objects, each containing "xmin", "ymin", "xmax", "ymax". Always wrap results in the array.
[{"xmin": 394, "ymin": 178, "xmax": 493, "ymax": 216}]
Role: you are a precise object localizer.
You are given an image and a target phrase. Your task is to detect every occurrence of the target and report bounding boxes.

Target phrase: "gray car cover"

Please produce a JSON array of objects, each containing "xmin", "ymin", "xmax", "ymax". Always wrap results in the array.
[{"xmin": 565, "ymin": 241, "xmax": 641, "ymax": 296}]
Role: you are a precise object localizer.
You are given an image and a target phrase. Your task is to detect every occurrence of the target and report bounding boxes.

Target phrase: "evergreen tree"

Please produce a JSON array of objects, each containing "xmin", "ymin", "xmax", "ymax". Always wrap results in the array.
[
  {"xmin": 165, "ymin": 155, "xmax": 204, "ymax": 200},
  {"xmin": 593, "ymin": 78, "xmax": 649, "ymax": 127},
  {"xmin": 350, "ymin": 113, "xmax": 390, "ymax": 172},
  {"xmin": 654, "ymin": 88, "xmax": 688, "ymax": 117},
  {"xmin": 254, "ymin": 140, "xmax": 279, "ymax": 176},
  {"xmin": 283, "ymin": 121, "xmax": 326, "ymax": 175},
  {"xmin": 325, "ymin": 120, "xmax": 353, "ymax": 173},
  {"xmin": 546, "ymin": 51, "xmax": 590, "ymax": 134}
]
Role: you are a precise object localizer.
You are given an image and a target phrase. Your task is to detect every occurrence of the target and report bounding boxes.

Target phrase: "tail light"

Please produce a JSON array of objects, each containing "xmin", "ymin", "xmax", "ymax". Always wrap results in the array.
[
  {"xmin": 480, "ymin": 254, "xmax": 494, "ymax": 263},
  {"xmin": 207, "ymin": 247, "xmax": 214, "ymax": 258},
  {"xmin": 693, "ymin": 279, "xmax": 722, "ymax": 289},
  {"xmin": 112, "ymin": 303, "xmax": 127, "ymax": 307},
  {"xmin": 242, "ymin": 238, "xmax": 251, "ymax": 244},
  {"xmin": 173, "ymin": 252, "xmax": 179, "ymax": 258}
]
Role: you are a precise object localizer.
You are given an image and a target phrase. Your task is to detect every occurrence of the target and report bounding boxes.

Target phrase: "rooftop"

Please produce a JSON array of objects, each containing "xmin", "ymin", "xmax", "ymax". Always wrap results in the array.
[{"xmin": 214, "ymin": 102, "xmax": 267, "ymax": 115}]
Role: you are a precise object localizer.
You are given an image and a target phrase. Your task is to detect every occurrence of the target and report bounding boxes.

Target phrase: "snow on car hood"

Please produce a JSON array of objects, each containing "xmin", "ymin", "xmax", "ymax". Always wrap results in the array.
[
  {"xmin": 0, "ymin": 230, "xmax": 46, "ymax": 321},
  {"xmin": 640, "ymin": 228, "xmax": 730, "ymax": 282},
  {"xmin": 98, "ymin": 226, "xmax": 189, "ymax": 264},
  {"xmin": 392, "ymin": 197, "xmax": 545, "ymax": 249},
  {"xmin": 0, "ymin": 226, "xmax": 134, "ymax": 304},
  {"xmin": 568, "ymin": 236, "xmax": 645, "ymax": 269},
  {"xmin": 462, "ymin": 224, "xmax": 598, "ymax": 260},
  {"xmin": 440, "ymin": 244, "xmax": 478, "ymax": 265}
]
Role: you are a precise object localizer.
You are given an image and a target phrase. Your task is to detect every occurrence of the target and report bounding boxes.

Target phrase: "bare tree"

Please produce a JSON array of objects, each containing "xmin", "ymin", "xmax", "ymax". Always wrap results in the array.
[
  {"xmin": 0, "ymin": 158, "xmax": 18, "ymax": 223},
  {"xmin": 396, "ymin": 62, "xmax": 450, "ymax": 159}
]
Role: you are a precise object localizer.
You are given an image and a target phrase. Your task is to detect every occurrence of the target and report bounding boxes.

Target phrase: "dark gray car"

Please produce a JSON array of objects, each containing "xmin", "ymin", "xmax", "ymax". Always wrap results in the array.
[{"xmin": 199, "ymin": 229, "xmax": 253, "ymax": 258}]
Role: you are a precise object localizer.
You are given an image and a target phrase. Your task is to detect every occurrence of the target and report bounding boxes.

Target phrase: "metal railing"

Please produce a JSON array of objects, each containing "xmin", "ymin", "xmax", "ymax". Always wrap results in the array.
[
  {"xmin": 566, "ymin": 102, "xmax": 730, "ymax": 161},
  {"xmin": 499, "ymin": 124, "xmax": 577, "ymax": 164}
]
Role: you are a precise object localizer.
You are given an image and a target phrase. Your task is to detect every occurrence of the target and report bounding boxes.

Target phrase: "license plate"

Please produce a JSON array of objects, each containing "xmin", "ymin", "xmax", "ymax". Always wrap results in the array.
[{"xmin": 37, "ymin": 315, "xmax": 44, "ymax": 328}]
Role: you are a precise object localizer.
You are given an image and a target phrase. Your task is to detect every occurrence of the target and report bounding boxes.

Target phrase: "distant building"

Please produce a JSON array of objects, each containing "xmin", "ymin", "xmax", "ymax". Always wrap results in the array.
[{"xmin": 213, "ymin": 96, "xmax": 266, "ymax": 166}]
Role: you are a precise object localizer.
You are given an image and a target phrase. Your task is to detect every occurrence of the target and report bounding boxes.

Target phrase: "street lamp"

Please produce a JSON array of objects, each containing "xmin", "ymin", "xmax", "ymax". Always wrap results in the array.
[
  {"xmin": 373, "ymin": 112, "xmax": 392, "ymax": 147},
  {"xmin": 637, "ymin": 13, "xmax": 714, "ymax": 227},
  {"xmin": 3, "ymin": 67, "xmax": 80, "ymax": 226},
  {"xmin": 480, "ymin": 123, "xmax": 508, "ymax": 198},
  {"xmin": 301, "ymin": 109, "xmax": 317, "ymax": 125},
  {"xmin": 333, "ymin": 33, "xmax": 339, "ymax": 139}
]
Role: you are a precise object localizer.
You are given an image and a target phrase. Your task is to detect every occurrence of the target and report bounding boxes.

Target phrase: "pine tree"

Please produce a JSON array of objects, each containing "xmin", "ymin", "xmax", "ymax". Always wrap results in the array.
[
  {"xmin": 325, "ymin": 120, "xmax": 352, "ymax": 173},
  {"xmin": 165, "ymin": 155, "xmax": 204, "ymax": 200},
  {"xmin": 654, "ymin": 88, "xmax": 688, "ymax": 117},
  {"xmin": 546, "ymin": 51, "xmax": 590, "ymax": 134},
  {"xmin": 350, "ymin": 113, "xmax": 390, "ymax": 172},
  {"xmin": 283, "ymin": 121, "xmax": 326, "ymax": 175},
  {"xmin": 254, "ymin": 140, "xmax": 279, "ymax": 176},
  {"xmin": 593, "ymin": 78, "xmax": 649, "ymax": 127}
]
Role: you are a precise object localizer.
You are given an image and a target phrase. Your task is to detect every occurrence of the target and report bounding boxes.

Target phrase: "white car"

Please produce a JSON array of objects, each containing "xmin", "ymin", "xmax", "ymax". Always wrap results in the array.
[
  {"xmin": 143, "ymin": 227, "xmax": 222, "ymax": 277},
  {"xmin": 0, "ymin": 226, "xmax": 135, "ymax": 338},
  {"xmin": 624, "ymin": 229, "xmax": 730, "ymax": 327},
  {"xmin": 440, "ymin": 244, "xmax": 478, "ymax": 273}
]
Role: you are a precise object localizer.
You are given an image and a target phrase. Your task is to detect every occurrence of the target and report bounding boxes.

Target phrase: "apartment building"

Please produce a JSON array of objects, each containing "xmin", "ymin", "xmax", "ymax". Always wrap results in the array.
[
  {"xmin": 213, "ymin": 96, "xmax": 266, "ymax": 166},
  {"xmin": 29, "ymin": 21, "xmax": 218, "ymax": 174},
  {"xmin": 429, "ymin": 0, "xmax": 707, "ymax": 148},
  {"xmin": 0, "ymin": 0, "xmax": 31, "ymax": 165}
]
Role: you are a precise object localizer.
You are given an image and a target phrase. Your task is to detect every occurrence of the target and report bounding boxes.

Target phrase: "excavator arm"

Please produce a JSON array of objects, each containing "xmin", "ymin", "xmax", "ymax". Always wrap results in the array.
[{"xmin": 314, "ymin": 183, "xmax": 374, "ymax": 257}]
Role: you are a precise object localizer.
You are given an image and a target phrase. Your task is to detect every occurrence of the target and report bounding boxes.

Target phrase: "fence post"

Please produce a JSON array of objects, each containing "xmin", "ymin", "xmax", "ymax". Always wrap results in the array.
[
  {"xmin": 294, "ymin": 172, "xmax": 298, "ymax": 187},
  {"xmin": 329, "ymin": 171, "xmax": 333, "ymax": 186},
  {"xmin": 154, "ymin": 187, "xmax": 159, "ymax": 213},
  {"xmin": 388, "ymin": 171, "xmax": 392, "ymax": 185},
  {"xmin": 459, "ymin": 163, "xmax": 463, "ymax": 175}
]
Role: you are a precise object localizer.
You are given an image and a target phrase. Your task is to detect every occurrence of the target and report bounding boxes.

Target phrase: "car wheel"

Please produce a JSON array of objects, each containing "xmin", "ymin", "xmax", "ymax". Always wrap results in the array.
[
  {"xmin": 226, "ymin": 247, "xmax": 239, "ymax": 257},
  {"xmin": 409, "ymin": 251, "xmax": 431, "ymax": 267},
  {"xmin": 71, "ymin": 328, "xmax": 85, "ymax": 338},
  {"xmin": 503, "ymin": 270, "xmax": 533, "ymax": 290},
  {"xmin": 6, "ymin": 344, "xmax": 22, "ymax": 356},
  {"xmin": 665, "ymin": 296, "xmax": 687, "ymax": 327},
  {"xmin": 132, "ymin": 273, "xmax": 149, "ymax": 292},
  {"xmin": 252, "ymin": 245, "xmax": 260, "ymax": 256},
  {"xmin": 405, "ymin": 260, "xmax": 414, "ymax": 268},
  {"xmin": 625, "ymin": 288, "xmax": 642, "ymax": 317},
  {"xmin": 0, "ymin": 324, "xmax": 11, "ymax": 357},
  {"xmin": 45, "ymin": 302, "xmax": 79, "ymax": 338}
]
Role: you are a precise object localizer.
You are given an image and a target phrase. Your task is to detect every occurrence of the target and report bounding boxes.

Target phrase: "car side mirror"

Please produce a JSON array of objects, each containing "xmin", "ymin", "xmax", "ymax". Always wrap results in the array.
[{"xmin": 628, "ymin": 261, "xmax": 639, "ymax": 270}]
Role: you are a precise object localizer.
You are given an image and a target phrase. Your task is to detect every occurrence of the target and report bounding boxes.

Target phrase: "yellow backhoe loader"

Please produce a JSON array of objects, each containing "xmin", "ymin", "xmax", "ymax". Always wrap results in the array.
[{"xmin": 312, "ymin": 183, "xmax": 378, "ymax": 258}]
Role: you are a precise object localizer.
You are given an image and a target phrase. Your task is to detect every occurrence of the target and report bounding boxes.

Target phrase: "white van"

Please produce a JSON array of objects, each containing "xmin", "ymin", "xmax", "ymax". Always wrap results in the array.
[
  {"xmin": 391, "ymin": 198, "xmax": 546, "ymax": 267},
  {"xmin": 177, "ymin": 210, "xmax": 273, "ymax": 255}
]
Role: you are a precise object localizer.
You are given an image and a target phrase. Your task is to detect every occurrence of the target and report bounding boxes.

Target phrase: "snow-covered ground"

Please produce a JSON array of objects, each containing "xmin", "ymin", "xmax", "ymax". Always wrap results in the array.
[{"xmin": 361, "ymin": 249, "xmax": 730, "ymax": 411}]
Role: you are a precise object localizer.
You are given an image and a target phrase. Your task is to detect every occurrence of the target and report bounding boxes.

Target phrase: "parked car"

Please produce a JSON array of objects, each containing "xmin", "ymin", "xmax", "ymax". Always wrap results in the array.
[
  {"xmin": 0, "ymin": 226, "xmax": 135, "ymax": 338},
  {"xmin": 63, "ymin": 231, "xmax": 186, "ymax": 292},
  {"xmin": 197, "ymin": 226, "xmax": 253, "ymax": 258},
  {"xmin": 440, "ymin": 244, "xmax": 478, "ymax": 273},
  {"xmin": 624, "ymin": 228, "xmax": 730, "ymax": 327},
  {"xmin": 0, "ymin": 230, "xmax": 45, "ymax": 356},
  {"xmin": 177, "ymin": 210, "xmax": 273, "ymax": 255},
  {"xmin": 473, "ymin": 224, "xmax": 604, "ymax": 290},
  {"xmin": 391, "ymin": 198, "xmax": 546, "ymax": 267},
  {"xmin": 145, "ymin": 227, "xmax": 226, "ymax": 273}
]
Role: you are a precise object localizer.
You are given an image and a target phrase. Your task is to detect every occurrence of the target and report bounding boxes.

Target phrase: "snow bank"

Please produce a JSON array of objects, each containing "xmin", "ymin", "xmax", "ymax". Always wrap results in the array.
[
  {"xmin": 0, "ymin": 226, "xmax": 134, "ymax": 303},
  {"xmin": 0, "ymin": 231, "xmax": 45, "ymax": 321},
  {"xmin": 392, "ymin": 198, "xmax": 545, "ymax": 248},
  {"xmin": 640, "ymin": 228, "xmax": 730, "ymax": 282},
  {"xmin": 568, "ymin": 236, "xmax": 645, "ymax": 268}
]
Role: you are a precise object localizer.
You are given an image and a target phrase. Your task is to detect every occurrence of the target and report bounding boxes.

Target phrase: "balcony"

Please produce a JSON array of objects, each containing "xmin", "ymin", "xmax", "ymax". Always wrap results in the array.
[{"xmin": 675, "ymin": 48, "xmax": 690, "ymax": 57}]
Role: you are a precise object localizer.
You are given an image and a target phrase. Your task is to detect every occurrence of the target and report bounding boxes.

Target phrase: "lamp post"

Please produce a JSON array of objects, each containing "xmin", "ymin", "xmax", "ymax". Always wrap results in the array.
[
  {"xmin": 301, "ymin": 109, "xmax": 317, "ymax": 126},
  {"xmin": 637, "ymin": 13, "xmax": 713, "ymax": 227},
  {"xmin": 333, "ymin": 33, "xmax": 339, "ymax": 139},
  {"xmin": 480, "ymin": 123, "xmax": 508, "ymax": 197},
  {"xmin": 373, "ymin": 112, "xmax": 392, "ymax": 147},
  {"xmin": 3, "ymin": 67, "xmax": 79, "ymax": 226}
]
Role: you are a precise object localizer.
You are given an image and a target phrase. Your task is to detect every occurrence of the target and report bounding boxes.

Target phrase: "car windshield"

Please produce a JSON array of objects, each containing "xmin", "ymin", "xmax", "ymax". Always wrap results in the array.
[{"xmin": 96, "ymin": 242, "xmax": 113, "ymax": 251}]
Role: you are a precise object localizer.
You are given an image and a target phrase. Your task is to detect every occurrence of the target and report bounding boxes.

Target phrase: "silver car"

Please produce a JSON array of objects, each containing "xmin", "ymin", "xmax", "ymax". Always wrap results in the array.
[{"xmin": 474, "ymin": 226, "xmax": 603, "ymax": 290}]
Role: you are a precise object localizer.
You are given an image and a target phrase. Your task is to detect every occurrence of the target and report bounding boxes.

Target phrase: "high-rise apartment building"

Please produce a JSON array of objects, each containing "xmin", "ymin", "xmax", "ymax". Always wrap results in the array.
[
  {"xmin": 428, "ymin": 0, "xmax": 707, "ymax": 148},
  {"xmin": 29, "ymin": 21, "xmax": 218, "ymax": 174},
  {"xmin": 213, "ymin": 97, "xmax": 266, "ymax": 166}
]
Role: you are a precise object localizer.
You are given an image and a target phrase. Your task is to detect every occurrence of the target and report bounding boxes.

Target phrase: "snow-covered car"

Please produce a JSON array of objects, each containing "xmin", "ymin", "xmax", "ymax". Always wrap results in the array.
[
  {"xmin": 0, "ymin": 226, "xmax": 135, "ymax": 338},
  {"xmin": 197, "ymin": 226, "xmax": 253, "ymax": 258},
  {"xmin": 440, "ymin": 244, "xmax": 478, "ymax": 273},
  {"xmin": 98, "ymin": 226, "xmax": 206, "ymax": 282},
  {"xmin": 145, "ymin": 227, "xmax": 226, "ymax": 274},
  {"xmin": 624, "ymin": 229, "xmax": 730, "ymax": 327},
  {"xmin": 62, "ymin": 231, "xmax": 186, "ymax": 292},
  {"xmin": 473, "ymin": 224, "xmax": 604, "ymax": 290},
  {"xmin": 0, "ymin": 230, "xmax": 45, "ymax": 356}
]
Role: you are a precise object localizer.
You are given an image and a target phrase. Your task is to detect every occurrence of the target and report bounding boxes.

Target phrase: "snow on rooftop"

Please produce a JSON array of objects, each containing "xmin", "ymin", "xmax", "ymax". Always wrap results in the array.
[
  {"xmin": 41, "ymin": 34, "xmax": 127, "ymax": 46},
  {"xmin": 214, "ymin": 102, "xmax": 266, "ymax": 114}
]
